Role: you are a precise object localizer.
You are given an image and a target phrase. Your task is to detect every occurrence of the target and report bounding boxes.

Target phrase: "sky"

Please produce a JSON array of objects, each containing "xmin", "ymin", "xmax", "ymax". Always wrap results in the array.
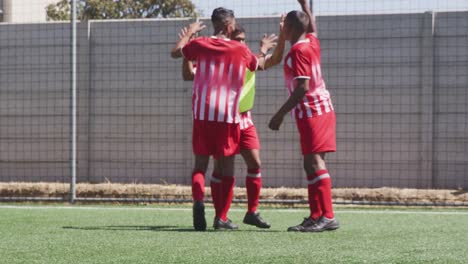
[{"xmin": 192, "ymin": 0, "xmax": 468, "ymax": 17}]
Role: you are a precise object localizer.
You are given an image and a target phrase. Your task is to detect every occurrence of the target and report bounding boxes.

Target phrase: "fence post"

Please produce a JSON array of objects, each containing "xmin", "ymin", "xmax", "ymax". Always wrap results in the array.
[
  {"xmin": 420, "ymin": 12, "xmax": 435, "ymax": 188},
  {"xmin": 77, "ymin": 19, "xmax": 91, "ymax": 184},
  {"xmin": 70, "ymin": 0, "xmax": 77, "ymax": 204}
]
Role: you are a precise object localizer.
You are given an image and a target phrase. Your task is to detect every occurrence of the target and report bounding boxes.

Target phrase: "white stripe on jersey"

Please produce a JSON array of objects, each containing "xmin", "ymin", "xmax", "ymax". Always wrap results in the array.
[
  {"xmin": 320, "ymin": 94, "xmax": 331, "ymax": 113},
  {"xmin": 208, "ymin": 88, "xmax": 217, "ymax": 121},
  {"xmin": 297, "ymin": 105, "xmax": 303, "ymax": 119},
  {"xmin": 193, "ymin": 82, "xmax": 199, "ymax": 119},
  {"xmin": 208, "ymin": 62, "xmax": 224, "ymax": 121},
  {"xmin": 198, "ymin": 60, "xmax": 211, "ymax": 120},
  {"xmin": 312, "ymin": 95, "xmax": 323, "ymax": 116},
  {"xmin": 239, "ymin": 112, "xmax": 254, "ymax": 130},
  {"xmin": 225, "ymin": 64, "xmax": 235, "ymax": 123},
  {"xmin": 234, "ymin": 65, "xmax": 244, "ymax": 123},
  {"xmin": 303, "ymin": 96, "xmax": 313, "ymax": 118},
  {"xmin": 329, "ymin": 98, "xmax": 334, "ymax": 111},
  {"xmin": 217, "ymin": 85, "xmax": 227, "ymax": 122},
  {"xmin": 193, "ymin": 60, "xmax": 205, "ymax": 119},
  {"xmin": 227, "ymin": 88, "xmax": 236, "ymax": 123}
]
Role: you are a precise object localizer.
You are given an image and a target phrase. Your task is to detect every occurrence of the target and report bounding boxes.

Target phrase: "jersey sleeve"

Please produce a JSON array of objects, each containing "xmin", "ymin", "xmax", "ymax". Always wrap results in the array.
[
  {"xmin": 306, "ymin": 33, "xmax": 317, "ymax": 41},
  {"xmin": 181, "ymin": 38, "xmax": 203, "ymax": 61},
  {"xmin": 290, "ymin": 48, "xmax": 312, "ymax": 80},
  {"xmin": 243, "ymin": 46, "xmax": 259, "ymax": 72}
]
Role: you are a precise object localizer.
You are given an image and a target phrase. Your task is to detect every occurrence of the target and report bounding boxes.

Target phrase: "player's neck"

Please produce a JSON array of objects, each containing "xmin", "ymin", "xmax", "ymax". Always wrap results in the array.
[
  {"xmin": 290, "ymin": 33, "xmax": 306, "ymax": 45},
  {"xmin": 213, "ymin": 30, "xmax": 229, "ymax": 40}
]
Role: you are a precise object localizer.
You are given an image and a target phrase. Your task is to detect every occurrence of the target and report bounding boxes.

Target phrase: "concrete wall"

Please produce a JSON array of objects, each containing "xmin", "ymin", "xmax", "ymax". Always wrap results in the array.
[{"xmin": 0, "ymin": 12, "xmax": 467, "ymax": 189}]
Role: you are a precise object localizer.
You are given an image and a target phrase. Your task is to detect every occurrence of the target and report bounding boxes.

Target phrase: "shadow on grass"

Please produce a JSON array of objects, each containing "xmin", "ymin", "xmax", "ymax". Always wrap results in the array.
[
  {"xmin": 62, "ymin": 225, "xmax": 280, "ymax": 233},
  {"xmin": 452, "ymin": 189, "xmax": 467, "ymax": 196}
]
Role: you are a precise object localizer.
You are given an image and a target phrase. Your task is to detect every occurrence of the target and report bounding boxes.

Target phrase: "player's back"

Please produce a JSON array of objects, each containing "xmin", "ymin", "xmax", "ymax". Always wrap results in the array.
[{"xmin": 182, "ymin": 36, "xmax": 258, "ymax": 123}]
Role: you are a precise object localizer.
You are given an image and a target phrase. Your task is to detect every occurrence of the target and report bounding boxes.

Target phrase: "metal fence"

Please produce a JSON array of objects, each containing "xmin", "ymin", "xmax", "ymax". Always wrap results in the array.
[{"xmin": 0, "ymin": 0, "xmax": 467, "ymax": 205}]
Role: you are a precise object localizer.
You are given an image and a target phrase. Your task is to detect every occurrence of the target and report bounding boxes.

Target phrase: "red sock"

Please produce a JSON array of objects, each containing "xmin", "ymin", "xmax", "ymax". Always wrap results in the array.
[
  {"xmin": 307, "ymin": 173, "xmax": 322, "ymax": 220},
  {"xmin": 191, "ymin": 170, "xmax": 205, "ymax": 202},
  {"xmin": 210, "ymin": 173, "xmax": 223, "ymax": 219},
  {"xmin": 220, "ymin": 176, "xmax": 235, "ymax": 221},
  {"xmin": 315, "ymin": 170, "xmax": 334, "ymax": 219},
  {"xmin": 246, "ymin": 168, "xmax": 261, "ymax": 213}
]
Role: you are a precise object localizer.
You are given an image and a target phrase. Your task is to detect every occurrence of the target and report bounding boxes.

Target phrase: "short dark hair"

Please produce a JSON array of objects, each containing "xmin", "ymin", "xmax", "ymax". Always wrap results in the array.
[
  {"xmin": 285, "ymin": 10, "xmax": 309, "ymax": 33},
  {"xmin": 232, "ymin": 24, "xmax": 246, "ymax": 36},
  {"xmin": 211, "ymin": 7, "xmax": 235, "ymax": 28}
]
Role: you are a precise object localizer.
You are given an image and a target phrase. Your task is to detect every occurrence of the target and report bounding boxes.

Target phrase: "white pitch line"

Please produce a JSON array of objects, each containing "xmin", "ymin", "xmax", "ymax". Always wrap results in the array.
[{"xmin": 0, "ymin": 205, "xmax": 468, "ymax": 215}]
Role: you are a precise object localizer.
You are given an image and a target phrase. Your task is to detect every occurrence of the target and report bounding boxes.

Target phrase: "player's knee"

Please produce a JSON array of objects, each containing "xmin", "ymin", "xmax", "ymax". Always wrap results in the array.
[
  {"xmin": 310, "ymin": 158, "xmax": 326, "ymax": 172},
  {"xmin": 193, "ymin": 165, "xmax": 207, "ymax": 174},
  {"xmin": 304, "ymin": 156, "xmax": 326, "ymax": 174},
  {"xmin": 194, "ymin": 158, "xmax": 209, "ymax": 172},
  {"xmin": 248, "ymin": 158, "xmax": 261, "ymax": 170},
  {"xmin": 303, "ymin": 161, "xmax": 314, "ymax": 175}
]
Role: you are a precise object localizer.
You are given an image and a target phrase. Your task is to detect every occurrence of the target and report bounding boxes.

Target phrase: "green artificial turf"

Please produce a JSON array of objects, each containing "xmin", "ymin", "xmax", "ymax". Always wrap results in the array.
[{"xmin": 1, "ymin": 205, "xmax": 467, "ymax": 264}]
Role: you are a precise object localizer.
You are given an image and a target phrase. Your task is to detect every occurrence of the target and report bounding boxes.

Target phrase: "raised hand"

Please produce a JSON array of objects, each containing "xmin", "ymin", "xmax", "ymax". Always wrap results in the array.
[
  {"xmin": 178, "ymin": 27, "xmax": 189, "ymax": 40},
  {"xmin": 279, "ymin": 14, "xmax": 286, "ymax": 37},
  {"xmin": 260, "ymin": 34, "xmax": 278, "ymax": 55},
  {"xmin": 188, "ymin": 21, "xmax": 206, "ymax": 36}
]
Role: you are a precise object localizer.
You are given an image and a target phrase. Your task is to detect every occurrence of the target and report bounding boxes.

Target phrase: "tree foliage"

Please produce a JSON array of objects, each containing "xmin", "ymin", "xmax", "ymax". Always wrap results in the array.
[{"xmin": 46, "ymin": 0, "xmax": 198, "ymax": 21}]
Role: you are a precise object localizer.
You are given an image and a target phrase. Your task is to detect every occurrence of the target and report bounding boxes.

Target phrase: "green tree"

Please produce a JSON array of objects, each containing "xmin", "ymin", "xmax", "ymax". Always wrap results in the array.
[{"xmin": 46, "ymin": 0, "xmax": 199, "ymax": 21}]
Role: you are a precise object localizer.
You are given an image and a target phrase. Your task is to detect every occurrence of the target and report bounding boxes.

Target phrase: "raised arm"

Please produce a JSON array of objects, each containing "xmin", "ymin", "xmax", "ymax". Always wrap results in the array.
[
  {"xmin": 257, "ymin": 33, "xmax": 278, "ymax": 70},
  {"xmin": 263, "ymin": 14, "xmax": 286, "ymax": 70},
  {"xmin": 177, "ymin": 27, "xmax": 196, "ymax": 80},
  {"xmin": 170, "ymin": 21, "xmax": 206, "ymax": 59},
  {"xmin": 298, "ymin": 0, "xmax": 318, "ymax": 36}
]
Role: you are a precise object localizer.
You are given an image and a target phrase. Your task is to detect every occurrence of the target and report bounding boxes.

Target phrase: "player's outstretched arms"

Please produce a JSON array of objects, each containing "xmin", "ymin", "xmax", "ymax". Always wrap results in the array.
[
  {"xmin": 298, "ymin": 0, "xmax": 318, "ymax": 36},
  {"xmin": 268, "ymin": 79, "xmax": 309, "ymax": 130},
  {"xmin": 170, "ymin": 21, "xmax": 206, "ymax": 58},
  {"xmin": 263, "ymin": 14, "xmax": 286, "ymax": 70}
]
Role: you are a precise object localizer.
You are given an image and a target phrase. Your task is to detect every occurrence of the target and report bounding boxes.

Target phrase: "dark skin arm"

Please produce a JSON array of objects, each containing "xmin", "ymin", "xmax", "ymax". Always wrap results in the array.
[
  {"xmin": 298, "ymin": 0, "xmax": 318, "ymax": 36},
  {"xmin": 269, "ymin": 78, "xmax": 309, "ymax": 130},
  {"xmin": 263, "ymin": 14, "xmax": 286, "ymax": 70}
]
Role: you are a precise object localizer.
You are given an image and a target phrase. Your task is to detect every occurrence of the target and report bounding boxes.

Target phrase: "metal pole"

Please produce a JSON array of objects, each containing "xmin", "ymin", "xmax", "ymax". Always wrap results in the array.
[{"xmin": 70, "ymin": 0, "xmax": 77, "ymax": 204}]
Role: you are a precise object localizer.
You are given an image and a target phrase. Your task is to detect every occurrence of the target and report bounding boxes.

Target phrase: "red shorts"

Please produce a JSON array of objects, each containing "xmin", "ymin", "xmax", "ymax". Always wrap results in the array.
[
  {"xmin": 296, "ymin": 111, "xmax": 336, "ymax": 155},
  {"xmin": 239, "ymin": 112, "xmax": 260, "ymax": 150},
  {"xmin": 192, "ymin": 120, "xmax": 240, "ymax": 159},
  {"xmin": 240, "ymin": 125, "xmax": 260, "ymax": 150}
]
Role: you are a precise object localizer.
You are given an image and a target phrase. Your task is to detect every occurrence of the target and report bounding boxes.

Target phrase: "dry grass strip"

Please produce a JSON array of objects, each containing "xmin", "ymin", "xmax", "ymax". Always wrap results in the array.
[{"xmin": 0, "ymin": 182, "xmax": 466, "ymax": 204}]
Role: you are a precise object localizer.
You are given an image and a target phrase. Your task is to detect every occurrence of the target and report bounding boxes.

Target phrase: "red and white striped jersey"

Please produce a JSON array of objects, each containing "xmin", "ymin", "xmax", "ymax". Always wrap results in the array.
[
  {"xmin": 239, "ymin": 111, "xmax": 254, "ymax": 130},
  {"xmin": 182, "ymin": 36, "xmax": 258, "ymax": 123},
  {"xmin": 283, "ymin": 33, "xmax": 334, "ymax": 120}
]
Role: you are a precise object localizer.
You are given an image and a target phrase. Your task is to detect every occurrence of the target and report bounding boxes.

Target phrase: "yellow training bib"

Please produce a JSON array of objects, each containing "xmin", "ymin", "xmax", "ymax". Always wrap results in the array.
[{"xmin": 239, "ymin": 70, "xmax": 255, "ymax": 113}]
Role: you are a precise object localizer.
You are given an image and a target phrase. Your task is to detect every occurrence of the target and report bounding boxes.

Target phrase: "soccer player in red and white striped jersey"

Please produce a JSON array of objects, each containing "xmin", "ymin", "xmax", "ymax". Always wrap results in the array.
[
  {"xmin": 181, "ymin": 23, "xmax": 285, "ymax": 229},
  {"xmin": 269, "ymin": 0, "xmax": 340, "ymax": 232},
  {"xmin": 171, "ymin": 7, "xmax": 271, "ymax": 231}
]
